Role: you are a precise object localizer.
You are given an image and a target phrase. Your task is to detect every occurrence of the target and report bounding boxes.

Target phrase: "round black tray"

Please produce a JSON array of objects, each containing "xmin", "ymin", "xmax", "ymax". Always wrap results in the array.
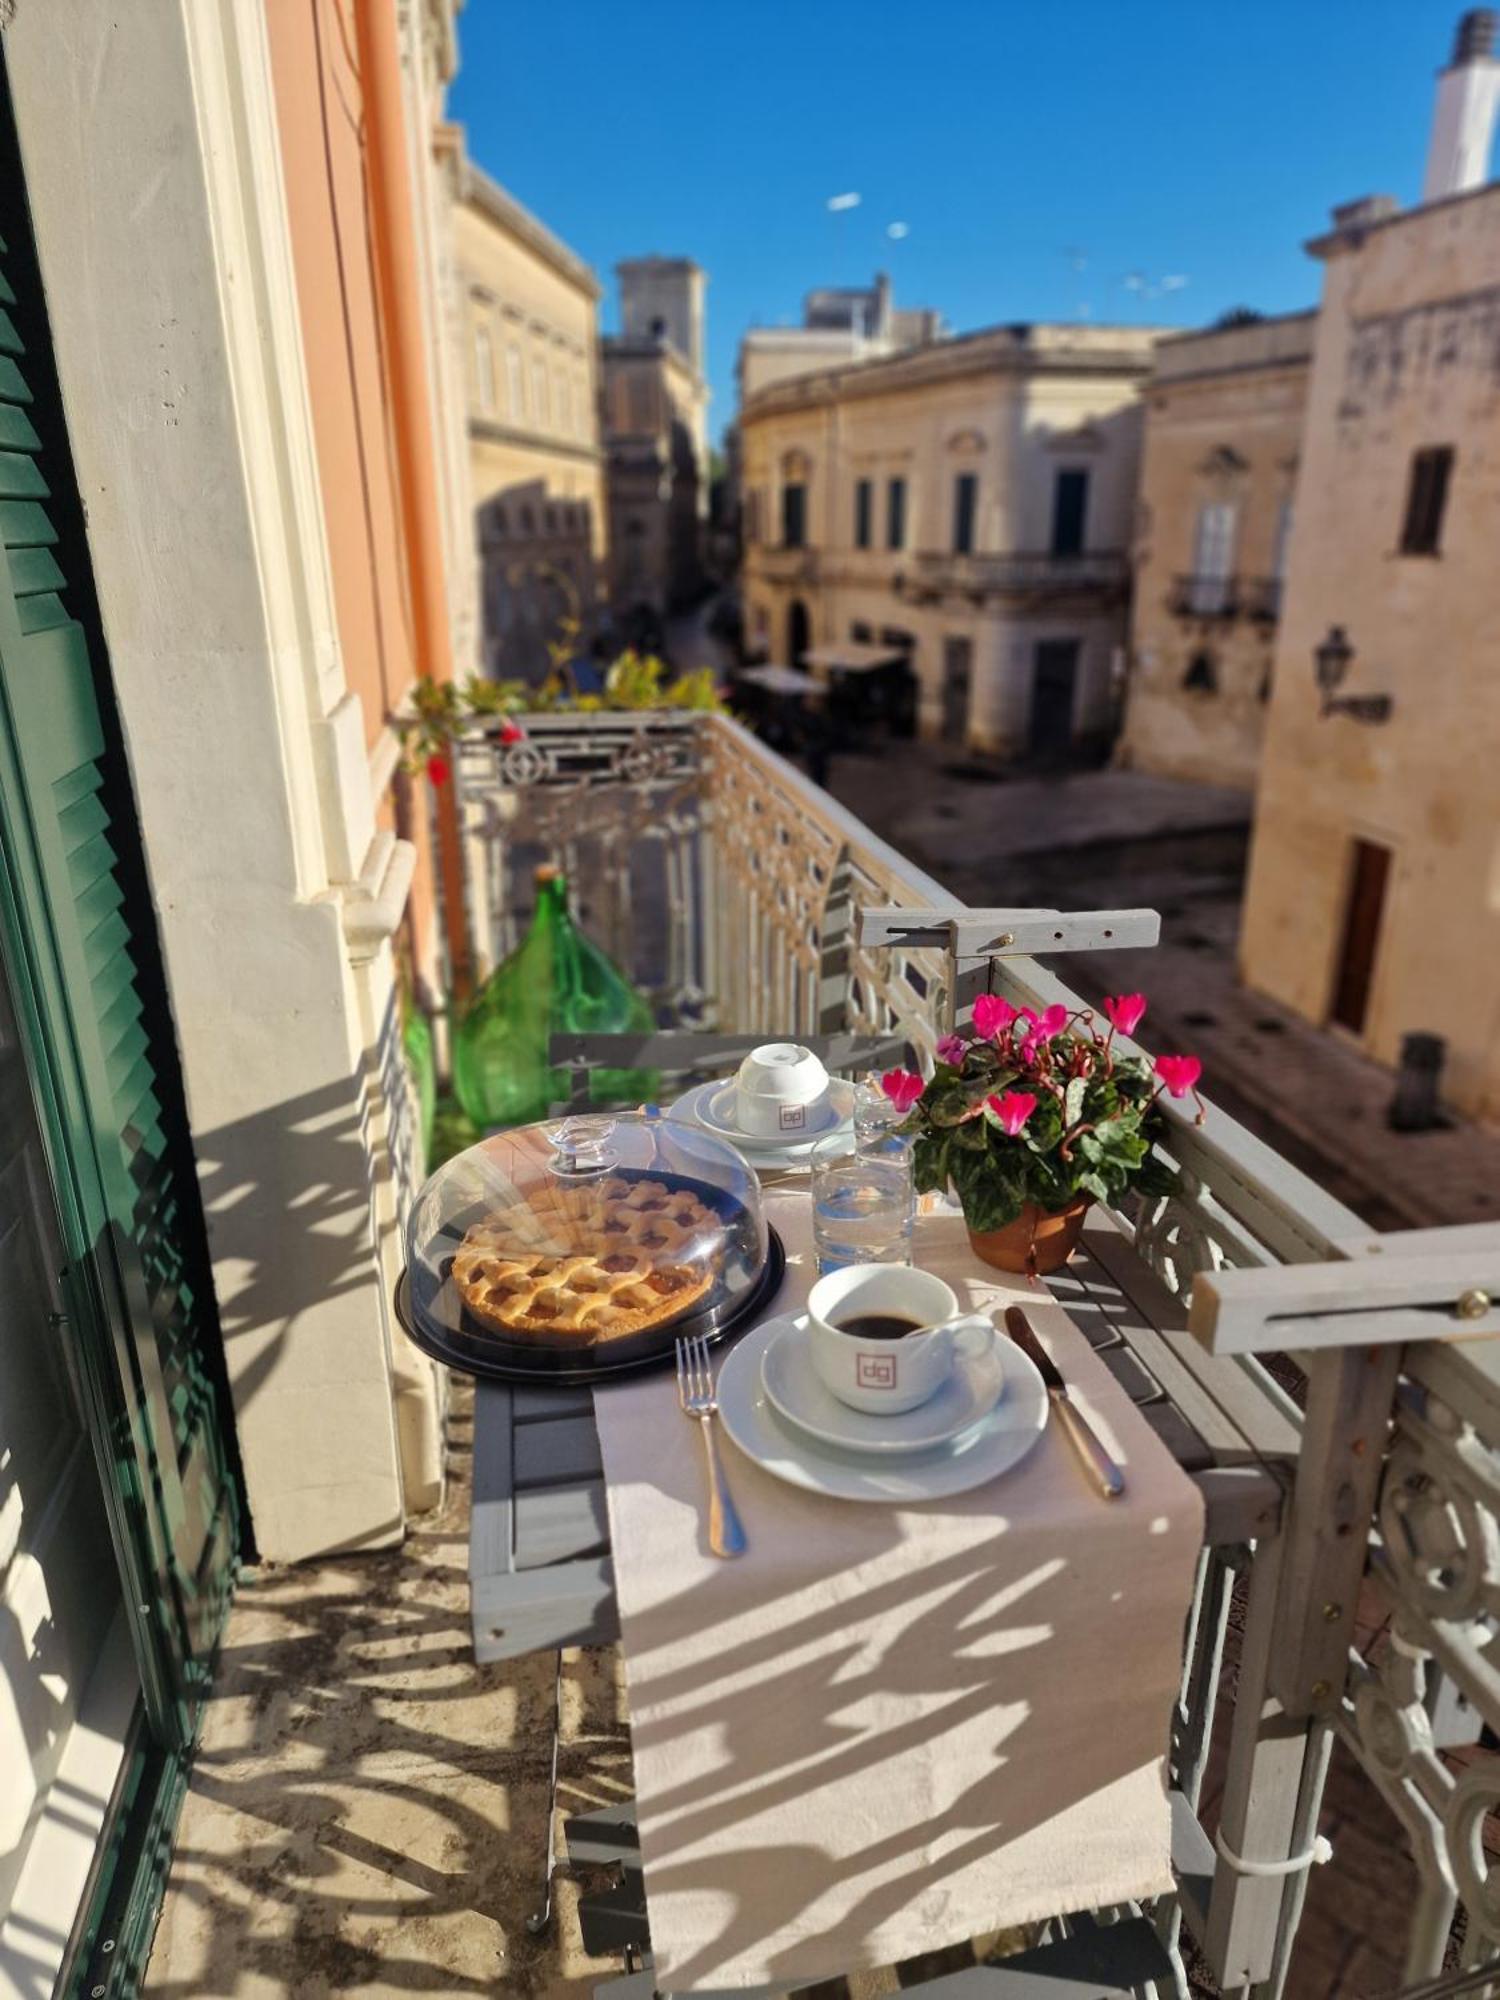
[{"xmin": 394, "ymin": 1164, "xmax": 786, "ymax": 1386}]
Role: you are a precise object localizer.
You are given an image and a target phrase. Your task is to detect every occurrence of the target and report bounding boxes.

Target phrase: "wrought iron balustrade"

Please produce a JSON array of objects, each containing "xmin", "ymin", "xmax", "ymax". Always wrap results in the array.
[
  {"xmin": 907, "ymin": 548, "xmax": 1130, "ymax": 600},
  {"xmin": 745, "ymin": 543, "xmax": 819, "ymax": 586},
  {"xmin": 1170, "ymin": 572, "xmax": 1240, "ymax": 619},
  {"xmin": 445, "ymin": 708, "xmax": 1500, "ymax": 1999},
  {"xmin": 1242, "ymin": 574, "xmax": 1285, "ymax": 623}
]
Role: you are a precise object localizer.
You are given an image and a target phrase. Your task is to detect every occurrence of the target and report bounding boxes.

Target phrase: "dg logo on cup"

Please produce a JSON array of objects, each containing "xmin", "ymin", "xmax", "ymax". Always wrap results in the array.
[{"xmin": 857, "ymin": 1354, "xmax": 897, "ymax": 1391}]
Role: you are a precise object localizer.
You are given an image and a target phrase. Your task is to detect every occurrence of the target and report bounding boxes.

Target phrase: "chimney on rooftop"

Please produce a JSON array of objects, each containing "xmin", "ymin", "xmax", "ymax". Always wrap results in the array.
[{"xmin": 1423, "ymin": 9, "xmax": 1500, "ymax": 202}]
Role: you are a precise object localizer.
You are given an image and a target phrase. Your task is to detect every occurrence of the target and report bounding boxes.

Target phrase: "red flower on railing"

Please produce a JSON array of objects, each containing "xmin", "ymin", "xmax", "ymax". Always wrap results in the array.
[
  {"xmin": 426, "ymin": 752, "xmax": 450, "ymax": 788},
  {"xmin": 1154, "ymin": 1055, "xmax": 1203, "ymax": 1099},
  {"xmin": 499, "ymin": 719, "xmax": 526, "ymax": 746},
  {"xmin": 971, "ymin": 994, "xmax": 1018, "ymax": 1040},
  {"xmin": 880, "ymin": 1068, "xmax": 926, "ymax": 1114},
  {"xmin": 1103, "ymin": 993, "xmax": 1147, "ymax": 1038}
]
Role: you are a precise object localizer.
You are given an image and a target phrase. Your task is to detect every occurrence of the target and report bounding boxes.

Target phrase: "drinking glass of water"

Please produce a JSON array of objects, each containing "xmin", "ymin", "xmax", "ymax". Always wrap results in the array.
[
  {"xmin": 853, "ymin": 1074, "xmax": 915, "ymax": 1161},
  {"xmin": 810, "ymin": 1133, "xmax": 914, "ymax": 1273}
]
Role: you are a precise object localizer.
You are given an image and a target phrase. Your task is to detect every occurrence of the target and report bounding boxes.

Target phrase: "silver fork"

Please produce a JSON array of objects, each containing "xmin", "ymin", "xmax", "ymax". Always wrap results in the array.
[{"xmin": 675, "ymin": 1334, "xmax": 748, "ymax": 1558}]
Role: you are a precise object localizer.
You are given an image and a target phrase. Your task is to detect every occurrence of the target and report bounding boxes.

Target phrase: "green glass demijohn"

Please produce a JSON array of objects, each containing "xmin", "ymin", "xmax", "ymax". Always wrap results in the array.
[{"xmin": 453, "ymin": 864, "xmax": 660, "ymax": 1131}]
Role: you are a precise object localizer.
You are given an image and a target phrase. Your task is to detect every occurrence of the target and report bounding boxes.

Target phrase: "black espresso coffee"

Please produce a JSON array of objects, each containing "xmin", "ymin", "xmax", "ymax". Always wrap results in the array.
[{"xmin": 832, "ymin": 1312, "xmax": 924, "ymax": 1341}]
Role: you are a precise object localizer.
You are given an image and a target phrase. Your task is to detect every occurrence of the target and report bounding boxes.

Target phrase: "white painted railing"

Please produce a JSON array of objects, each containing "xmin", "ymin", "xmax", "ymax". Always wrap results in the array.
[{"xmin": 449, "ymin": 709, "xmax": 1500, "ymax": 2000}]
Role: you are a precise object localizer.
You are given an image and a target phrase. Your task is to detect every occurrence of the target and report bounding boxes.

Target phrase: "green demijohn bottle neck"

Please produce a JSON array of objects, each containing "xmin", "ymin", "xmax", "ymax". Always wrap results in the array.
[{"xmin": 534, "ymin": 863, "xmax": 570, "ymax": 927}]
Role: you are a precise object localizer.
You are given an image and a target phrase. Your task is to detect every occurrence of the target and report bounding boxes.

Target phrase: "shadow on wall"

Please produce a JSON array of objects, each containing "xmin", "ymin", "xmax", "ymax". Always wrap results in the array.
[
  {"xmin": 478, "ymin": 478, "xmax": 599, "ymax": 683},
  {"xmin": 190, "ymin": 980, "xmax": 427, "ymax": 1558}
]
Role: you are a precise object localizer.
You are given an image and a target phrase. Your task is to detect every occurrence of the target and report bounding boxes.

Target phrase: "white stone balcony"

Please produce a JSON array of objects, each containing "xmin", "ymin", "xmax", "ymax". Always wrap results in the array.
[{"xmin": 905, "ymin": 547, "xmax": 1131, "ymax": 605}]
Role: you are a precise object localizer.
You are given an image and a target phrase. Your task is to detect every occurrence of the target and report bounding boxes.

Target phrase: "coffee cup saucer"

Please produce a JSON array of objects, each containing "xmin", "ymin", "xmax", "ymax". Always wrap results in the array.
[
  {"xmin": 697, "ymin": 1079, "xmax": 854, "ymax": 1148},
  {"xmin": 761, "ymin": 1314, "xmax": 1004, "ymax": 1457}
]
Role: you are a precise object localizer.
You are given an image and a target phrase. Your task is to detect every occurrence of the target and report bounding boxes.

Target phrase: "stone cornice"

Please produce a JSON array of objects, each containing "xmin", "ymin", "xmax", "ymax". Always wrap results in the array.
[
  {"xmin": 741, "ymin": 323, "xmax": 1166, "ymax": 423},
  {"xmin": 460, "ymin": 158, "xmax": 602, "ymax": 301},
  {"xmin": 468, "ymin": 417, "xmax": 603, "ymax": 464}
]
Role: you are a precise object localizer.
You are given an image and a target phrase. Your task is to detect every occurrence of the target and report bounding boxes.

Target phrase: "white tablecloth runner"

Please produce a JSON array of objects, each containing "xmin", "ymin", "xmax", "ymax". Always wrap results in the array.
[{"xmin": 593, "ymin": 1192, "xmax": 1205, "ymax": 1990}]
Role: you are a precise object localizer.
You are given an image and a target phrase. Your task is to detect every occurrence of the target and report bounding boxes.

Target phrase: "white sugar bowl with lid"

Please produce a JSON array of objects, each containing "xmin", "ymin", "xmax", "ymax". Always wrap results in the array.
[{"xmin": 733, "ymin": 1043, "xmax": 833, "ymax": 1138}]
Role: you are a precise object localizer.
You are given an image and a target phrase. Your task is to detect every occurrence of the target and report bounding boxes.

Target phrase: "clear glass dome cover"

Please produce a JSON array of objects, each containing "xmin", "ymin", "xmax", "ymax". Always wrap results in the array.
[{"xmin": 400, "ymin": 1110, "xmax": 776, "ymax": 1381}]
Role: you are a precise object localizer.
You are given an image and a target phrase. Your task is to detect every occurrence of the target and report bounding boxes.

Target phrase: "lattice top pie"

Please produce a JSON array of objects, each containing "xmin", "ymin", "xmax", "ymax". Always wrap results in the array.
[{"xmin": 450, "ymin": 1174, "xmax": 717, "ymax": 1342}]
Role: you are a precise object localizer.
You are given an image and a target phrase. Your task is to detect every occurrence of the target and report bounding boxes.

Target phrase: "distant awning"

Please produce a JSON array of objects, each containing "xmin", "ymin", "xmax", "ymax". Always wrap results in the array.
[
  {"xmin": 800, "ymin": 642, "xmax": 907, "ymax": 673},
  {"xmin": 737, "ymin": 663, "xmax": 825, "ymax": 697}
]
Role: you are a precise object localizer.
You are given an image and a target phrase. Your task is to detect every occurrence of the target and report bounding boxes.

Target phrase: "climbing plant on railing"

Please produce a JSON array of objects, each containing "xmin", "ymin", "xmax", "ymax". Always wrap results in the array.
[{"xmin": 398, "ymin": 618, "xmax": 728, "ymax": 785}]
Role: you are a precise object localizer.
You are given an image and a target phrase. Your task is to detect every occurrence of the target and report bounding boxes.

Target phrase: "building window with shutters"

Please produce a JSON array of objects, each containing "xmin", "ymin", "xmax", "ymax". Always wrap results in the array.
[
  {"xmin": 1189, "ymin": 500, "xmax": 1237, "ymax": 613},
  {"xmin": 556, "ymin": 369, "xmax": 571, "ymax": 435},
  {"xmin": 506, "ymin": 344, "xmax": 524, "ymax": 417},
  {"xmin": 1399, "ymin": 445, "xmax": 1454, "ymax": 556},
  {"xmin": 474, "ymin": 324, "xmax": 496, "ymax": 413},
  {"xmin": 531, "ymin": 356, "xmax": 549, "ymax": 426},
  {"xmin": 782, "ymin": 482, "xmax": 807, "ymax": 549},
  {"xmin": 953, "ymin": 472, "xmax": 978, "ymax": 554},
  {"xmin": 854, "ymin": 478, "xmax": 873, "ymax": 549},
  {"xmin": 887, "ymin": 475, "xmax": 907, "ymax": 551}
]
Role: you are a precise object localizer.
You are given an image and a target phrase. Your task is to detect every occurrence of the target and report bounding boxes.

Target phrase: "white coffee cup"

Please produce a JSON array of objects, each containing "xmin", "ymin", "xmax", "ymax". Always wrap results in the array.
[
  {"xmin": 805, "ymin": 1264, "xmax": 995, "ymax": 1415},
  {"xmin": 733, "ymin": 1042, "xmax": 832, "ymax": 1138}
]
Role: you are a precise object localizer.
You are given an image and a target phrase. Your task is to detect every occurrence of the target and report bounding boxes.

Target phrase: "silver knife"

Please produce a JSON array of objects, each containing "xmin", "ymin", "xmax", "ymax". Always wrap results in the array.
[{"xmin": 1004, "ymin": 1305, "xmax": 1126, "ymax": 1499}]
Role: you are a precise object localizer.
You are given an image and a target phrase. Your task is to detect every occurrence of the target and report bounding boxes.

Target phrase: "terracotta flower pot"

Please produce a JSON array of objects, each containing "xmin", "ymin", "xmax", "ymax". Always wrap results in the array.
[{"xmin": 966, "ymin": 1195, "xmax": 1093, "ymax": 1278}]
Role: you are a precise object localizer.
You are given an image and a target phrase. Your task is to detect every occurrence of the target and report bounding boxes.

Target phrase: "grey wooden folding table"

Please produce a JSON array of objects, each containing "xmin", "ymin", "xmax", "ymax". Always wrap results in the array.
[{"xmin": 467, "ymin": 1204, "xmax": 1292, "ymax": 1999}]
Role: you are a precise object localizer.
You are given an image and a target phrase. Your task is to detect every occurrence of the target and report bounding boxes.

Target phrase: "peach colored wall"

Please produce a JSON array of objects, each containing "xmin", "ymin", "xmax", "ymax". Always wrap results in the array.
[{"xmin": 267, "ymin": 0, "xmax": 441, "ymax": 978}]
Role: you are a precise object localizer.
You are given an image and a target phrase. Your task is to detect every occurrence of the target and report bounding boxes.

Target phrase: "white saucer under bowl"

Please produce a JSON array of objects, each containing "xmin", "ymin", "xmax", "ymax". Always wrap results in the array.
[
  {"xmin": 665, "ymin": 1080, "xmax": 854, "ymax": 1161},
  {"xmin": 761, "ymin": 1315, "xmax": 1004, "ymax": 1456},
  {"xmin": 704, "ymin": 1080, "xmax": 848, "ymax": 1143},
  {"xmin": 715, "ymin": 1317, "xmax": 1049, "ymax": 1504}
]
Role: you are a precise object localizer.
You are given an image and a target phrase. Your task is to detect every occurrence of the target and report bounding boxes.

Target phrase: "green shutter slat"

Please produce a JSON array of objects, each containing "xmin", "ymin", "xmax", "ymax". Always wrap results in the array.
[
  {"xmin": 0, "ymin": 305, "xmax": 21, "ymax": 354},
  {"xmin": 0, "ymin": 498, "xmax": 56, "ymax": 547},
  {"xmin": 0, "ymin": 448, "xmax": 47, "ymax": 498},
  {"xmin": 17, "ymin": 591, "xmax": 70, "ymax": 635},
  {"xmin": 53, "ymin": 759, "xmax": 102, "ymax": 812},
  {"xmin": 106, "ymin": 1024, "xmax": 153, "ymax": 1098},
  {"xmin": 59, "ymin": 793, "xmax": 110, "ymax": 855},
  {"xmin": 78, "ymin": 895, "xmax": 129, "ymax": 960},
  {"xmin": 6, "ymin": 543, "xmax": 63, "ymax": 594},
  {"xmin": 96, "ymin": 978, "xmax": 141, "ymax": 1052},
  {"xmin": 0, "ymin": 355, "xmax": 33, "ymax": 405},
  {"xmin": 0, "ymin": 403, "xmax": 40, "ymax": 451}
]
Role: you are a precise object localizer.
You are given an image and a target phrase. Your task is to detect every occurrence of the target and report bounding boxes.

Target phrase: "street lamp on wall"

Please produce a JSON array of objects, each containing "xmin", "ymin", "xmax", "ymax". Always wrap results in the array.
[{"xmin": 1313, "ymin": 624, "xmax": 1393, "ymax": 723}]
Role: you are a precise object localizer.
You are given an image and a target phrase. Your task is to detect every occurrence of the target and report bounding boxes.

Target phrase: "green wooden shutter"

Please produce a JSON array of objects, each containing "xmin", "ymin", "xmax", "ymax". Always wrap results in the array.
[{"xmin": 0, "ymin": 198, "xmax": 241, "ymax": 1740}]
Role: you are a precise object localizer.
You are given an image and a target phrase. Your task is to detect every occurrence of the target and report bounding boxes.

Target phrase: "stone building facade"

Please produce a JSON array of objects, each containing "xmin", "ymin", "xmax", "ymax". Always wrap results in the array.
[
  {"xmin": 1239, "ymin": 181, "xmax": 1500, "ymax": 1120},
  {"xmin": 602, "ymin": 257, "xmax": 711, "ymax": 623},
  {"xmin": 453, "ymin": 158, "xmax": 608, "ymax": 678},
  {"xmin": 739, "ymin": 325, "xmax": 1162, "ymax": 754},
  {"xmin": 1116, "ymin": 311, "xmax": 1315, "ymax": 789}
]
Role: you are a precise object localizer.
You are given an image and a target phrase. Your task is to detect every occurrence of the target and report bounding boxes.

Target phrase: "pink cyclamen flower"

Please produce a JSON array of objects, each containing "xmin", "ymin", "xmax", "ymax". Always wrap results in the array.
[
  {"xmin": 986, "ymin": 1089, "xmax": 1038, "ymax": 1137},
  {"xmin": 1103, "ymin": 993, "xmax": 1147, "ymax": 1038},
  {"xmin": 1154, "ymin": 1055, "xmax": 1203, "ymax": 1100},
  {"xmin": 935, "ymin": 1033, "xmax": 967, "ymax": 1067},
  {"xmin": 1033, "ymin": 1003, "xmax": 1069, "ymax": 1040},
  {"xmin": 971, "ymin": 993, "xmax": 1018, "ymax": 1040},
  {"xmin": 880, "ymin": 1068, "xmax": 925, "ymax": 1114}
]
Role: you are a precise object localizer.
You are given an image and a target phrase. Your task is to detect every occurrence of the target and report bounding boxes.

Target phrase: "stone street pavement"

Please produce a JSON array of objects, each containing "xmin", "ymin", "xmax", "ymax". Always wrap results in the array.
[{"xmin": 824, "ymin": 736, "xmax": 1500, "ymax": 1232}]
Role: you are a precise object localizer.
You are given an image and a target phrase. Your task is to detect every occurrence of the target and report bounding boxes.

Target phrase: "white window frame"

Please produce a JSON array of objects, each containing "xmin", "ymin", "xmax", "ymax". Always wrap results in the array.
[{"xmin": 1190, "ymin": 500, "xmax": 1238, "ymax": 613}]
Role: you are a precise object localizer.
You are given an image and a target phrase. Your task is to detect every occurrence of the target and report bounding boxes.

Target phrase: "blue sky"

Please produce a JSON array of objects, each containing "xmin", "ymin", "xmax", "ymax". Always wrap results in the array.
[{"xmin": 449, "ymin": 0, "xmax": 1468, "ymax": 441}]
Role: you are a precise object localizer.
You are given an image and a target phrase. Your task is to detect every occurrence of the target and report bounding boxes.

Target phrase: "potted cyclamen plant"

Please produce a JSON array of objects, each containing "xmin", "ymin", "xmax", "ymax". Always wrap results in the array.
[{"xmin": 880, "ymin": 993, "xmax": 1204, "ymax": 1278}]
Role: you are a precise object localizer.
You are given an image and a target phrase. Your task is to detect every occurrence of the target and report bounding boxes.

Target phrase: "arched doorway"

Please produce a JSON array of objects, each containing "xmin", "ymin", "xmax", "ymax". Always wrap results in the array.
[{"xmin": 787, "ymin": 598, "xmax": 810, "ymax": 667}]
